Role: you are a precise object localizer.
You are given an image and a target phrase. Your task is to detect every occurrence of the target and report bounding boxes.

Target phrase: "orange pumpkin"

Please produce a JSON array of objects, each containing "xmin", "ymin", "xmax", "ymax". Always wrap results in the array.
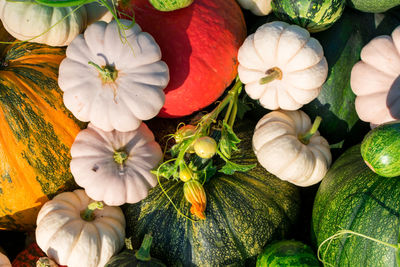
[{"xmin": 0, "ymin": 25, "xmax": 82, "ymax": 231}]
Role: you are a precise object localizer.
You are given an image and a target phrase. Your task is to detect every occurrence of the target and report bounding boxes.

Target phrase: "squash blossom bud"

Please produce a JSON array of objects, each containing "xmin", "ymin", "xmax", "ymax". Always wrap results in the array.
[{"xmin": 183, "ymin": 179, "xmax": 206, "ymax": 220}]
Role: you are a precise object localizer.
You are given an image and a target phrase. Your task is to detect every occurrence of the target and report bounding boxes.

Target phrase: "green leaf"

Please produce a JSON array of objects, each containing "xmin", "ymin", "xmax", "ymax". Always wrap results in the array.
[
  {"xmin": 236, "ymin": 96, "xmax": 252, "ymax": 120},
  {"xmin": 219, "ymin": 160, "xmax": 256, "ymax": 175},
  {"xmin": 219, "ymin": 122, "xmax": 241, "ymax": 159},
  {"xmin": 151, "ymin": 162, "xmax": 178, "ymax": 180}
]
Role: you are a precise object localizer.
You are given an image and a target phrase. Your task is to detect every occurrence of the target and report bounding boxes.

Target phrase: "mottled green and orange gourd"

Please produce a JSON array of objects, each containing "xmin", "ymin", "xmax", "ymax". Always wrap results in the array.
[{"xmin": 0, "ymin": 26, "xmax": 82, "ymax": 231}]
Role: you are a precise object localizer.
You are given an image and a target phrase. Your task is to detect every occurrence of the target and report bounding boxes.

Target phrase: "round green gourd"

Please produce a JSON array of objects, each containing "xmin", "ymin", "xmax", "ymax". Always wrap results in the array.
[
  {"xmin": 271, "ymin": 0, "xmax": 345, "ymax": 32},
  {"xmin": 347, "ymin": 0, "xmax": 400, "ymax": 13},
  {"xmin": 256, "ymin": 240, "xmax": 319, "ymax": 267},
  {"xmin": 312, "ymin": 145, "xmax": 400, "ymax": 266},
  {"xmin": 123, "ymin": 121, "xmax": 301, "ymax": 266},
  {"xmin": 105, "ymin": 235, "xmax": 165, "ymax": 267},
  {"xmin": 361, "ymin": 121, "xmax": 400, "ymax": 178},
  {"xmin": 148, "ymin": 0, "xmax": 193, "ymax": 11}
]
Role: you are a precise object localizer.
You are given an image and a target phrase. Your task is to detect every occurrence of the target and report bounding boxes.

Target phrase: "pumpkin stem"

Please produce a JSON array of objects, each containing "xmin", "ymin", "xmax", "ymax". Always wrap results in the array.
[
  {"xmin": 259, "ymin": 67, "xmax": 282, "ymax": 84},
  {"xmin": 114, "ymin": 150, "xmax": 129, "ymax": 165},
  {"xmin": 88, "ymin": 61, "xmax": 118, "ymax": 83},
  {"xmin": 135, "ymin": 234, "xmax": 153, "ymax": 261},
  {"xmin": 36, "ymin": 257, "xmax": 57, "ymax": 267},
  {"xmin": 81, "ymin": 201, "xmax": 104, "ymax": 221},
  {"xmin": 298, "ymin": 116, "xmax": 322, "ymax": 145}
]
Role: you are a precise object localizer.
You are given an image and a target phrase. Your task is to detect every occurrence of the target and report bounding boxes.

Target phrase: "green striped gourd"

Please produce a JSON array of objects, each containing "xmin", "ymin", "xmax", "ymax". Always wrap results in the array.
[
  {"xmin": 148, "ymin": 0, "xmax": 193, "ymax": 11},
  {"xmin": 256, "ymin": 240, "xmax": 319, "ymax": 267},
  {"xmin": 271, "ymin": 0, "xmax": 346, "ymax": 32},
  {"xmin": 361, "ymin": 121, "xmax": 400, "ymax": 178},
  {"xmin": 312, "ymin": 145, "xmax": 400, "ymax": 266}
]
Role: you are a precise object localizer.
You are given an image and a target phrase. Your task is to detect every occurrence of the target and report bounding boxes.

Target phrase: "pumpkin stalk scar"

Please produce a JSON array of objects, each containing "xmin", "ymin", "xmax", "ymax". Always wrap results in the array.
[
  {"xmin": 135, "ymin": 234, "xmax": 153, "ymax": 261},
  {"xmin": 259, "ymin": 67, "xmax": 282, "ymax": 85},
  {"xmin": 88, "ymin": 61, "xmax": 118, "ymax": 83},
  {"xmin": 81, "ymin": 201, "xmax": 104, "ymax": 221},
  {"xmin": 298, "ymin": 116, "xmax": 322, "ymax": 145},
  {"xmin": 114, "ymin": 150, "xmax": 129, "ymax": 166}
]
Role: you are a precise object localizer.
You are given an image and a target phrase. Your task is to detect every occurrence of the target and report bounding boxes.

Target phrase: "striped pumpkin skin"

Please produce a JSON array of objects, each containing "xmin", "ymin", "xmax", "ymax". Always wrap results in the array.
[
  {"xmin": 312, "ymin": 145, "xmax": 400, "ymax": 266},
  {"xmin": 0, "ymin": 39, "xmax": 83, "ymax": 231},
  {"xmin": 123, "ymin": 123, "xmax": 301, "ymax": 267},
  {"xmin": 256, "ymin": 240, "xmax": 319, "ymax": 267},
  {"xmin": 271, "ymin": 0, "xmax": 345, "ymax": 32},
  {"xmin": 361, "ymin": 121, "xmax": 400, "ymax": 178}
]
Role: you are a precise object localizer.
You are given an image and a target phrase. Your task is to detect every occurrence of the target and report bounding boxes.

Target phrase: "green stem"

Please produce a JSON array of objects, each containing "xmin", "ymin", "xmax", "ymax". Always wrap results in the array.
[
  {"xmin": 135, "ymin": 234, "xmax": 153, "ymax": 261},
  {"xmin": 114, "ymin": 150, "xmax": 128, "ymax": 165},
  {"xmin": 88, "ymin": 61, "xmax": 118, "ymax": 83},
  {"xmin": 298, "ymin": 116, "xmax": 322, "ymax": 145},
  {"xmin": 259, "ymin": 67, "xmax": 282, "ymax": 84},
  {"xmin": 81, "ymin": 201, "xmax": 104, "ymax": 221}
]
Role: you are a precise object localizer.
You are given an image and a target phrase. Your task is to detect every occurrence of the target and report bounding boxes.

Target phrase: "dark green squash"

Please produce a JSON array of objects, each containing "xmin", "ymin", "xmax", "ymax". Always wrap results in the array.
[
  {"xmin": 361, "ymin": 121, "xmax": 400, "ymax": 178},
  {"xmin": 123, "ymin": 121, "xmax": 301, "ymax": 266},
  {"xmin": 105, "ymin": 235, "xmax": 166, "ymax": 267},
  {"xmin": 312, "ymin": 145, "xmax": 400, "ymax": 266},
  {"xmin": 256, "ymin": 240, "xmax": 319, "ymax": 267},
  {"xmin": 271, "ymin": 0, "xmax": 345, "ymax": 32}
]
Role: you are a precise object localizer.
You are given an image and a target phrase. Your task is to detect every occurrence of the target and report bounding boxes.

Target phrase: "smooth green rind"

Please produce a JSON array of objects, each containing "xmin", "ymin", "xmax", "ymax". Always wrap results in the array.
[
  {"xmin": 347, "ymin": 0, "xmax": 400, "ymax": 13},
  {"xmin": 256, "ymin": 240, "xmax": 319, "ymax": 267},
  {"xmin": 312, "ymin": 145, "xmax": 400, "ymax": 266},
  {"xmin": 361, "ymin": 121, "xmax": 400, "ymax": 178},
  {"xmin": 148, "ymin": 0, "xmax": 193, "ymax": 11},
  {"xmin": 302, "ymin": 9, "xmax": 400, "ymax": 152},
  {"xmin": 123, "ymin": 122, "xmax": 301, "ymax": 267},
  {"xmin": 271, "ymin": 0, "xmax": 345, "ymax": 32}
]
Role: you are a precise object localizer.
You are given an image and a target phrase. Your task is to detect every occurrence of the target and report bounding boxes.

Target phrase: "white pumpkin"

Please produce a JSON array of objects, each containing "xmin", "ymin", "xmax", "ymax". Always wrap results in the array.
[
  {"xmin": 70, "ymin": 122, "xmax": 162, "ymax": 206},
  {"xmin": 236, "ymin": 0, "xmax": 272, "ymax": 16},
  {"xmin": 252, "ymin": 110, "xmax": 331, "ymax": 186},
  {"xmin": 0, "ymin": 0, "xmax": 111, "ymax": 46},
  {"xmin": 36, "ymin": 189, "xmax": 125, "ymax": 267},
  {"xmin": 351, "ymin": 25, "xmax": 400, "ymax": 126},
  {"xmin": 238, "ymin": 21, "xmax": 328, "ymax": 111},
  {"xmin": 58, "ymin": 19, "xmax": 169, "ymax": 132},
  {"xmin": 0, "ymin": 252, "xmax": 10, "ymax": 267}
]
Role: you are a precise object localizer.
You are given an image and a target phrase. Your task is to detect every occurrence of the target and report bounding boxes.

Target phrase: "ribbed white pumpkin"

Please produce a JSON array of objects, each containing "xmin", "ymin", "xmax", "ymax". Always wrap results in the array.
[
  {"xmin": 36, "ymin": 189, "xmax": 125, "ymax": 267},
  {"xmin": 238, "ymin": 21, "xmax": 328, "ymax": 111},
  {"xmin": 236, "ymin": 0, "xmax": 272, "ymax": 16},
  {"xmin": 253, "ymin": 110, "xmax": 331, "ymax": 186},
  {"xmin": 0, "ymin": 1, "xmax": 111, "ymax": 46},
  {"xmin": 70, "ymin": 122, "xmax": 162, "ymax": 206},
  {"xmin": 351, "ymin": 25, "xmax": 400, "ymax": 126},
  {"xmin": 0, "ymin": 252, "xmax": 10, "ymax": 267},
  {"xmin": 58, "ymin": 19, "xmax": 169, "ymax": 132}
]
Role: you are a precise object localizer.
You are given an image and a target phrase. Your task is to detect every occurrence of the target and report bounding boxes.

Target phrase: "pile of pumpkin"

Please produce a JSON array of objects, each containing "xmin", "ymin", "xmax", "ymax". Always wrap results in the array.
[{"xmin": 0, "ymin": 0, "xmax": 399, "ymax": 266}]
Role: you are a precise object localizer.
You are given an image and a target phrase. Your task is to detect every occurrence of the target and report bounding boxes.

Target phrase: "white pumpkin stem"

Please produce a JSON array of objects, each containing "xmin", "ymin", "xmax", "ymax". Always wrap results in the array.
[
  {"xmin": 259, "ymin": 67, "xmax": 282, "ymax": 84},
  {"xmin": 135, "ymin": 234, "xmax": 153, "ymax": 261},
  {"xmin": 299, "ymin": 116, "xmax": 322, "ymax": 145},
  {"xmin": 81, "ymin": 201, "xmax": 104, "ymax": 221},
  {"xmin": 88, "ymin": 61, "xmax": 118, "ymax": 83},
  {"xmin": 114, "ymin": 150, "xmax": 129, "ymax": 165}
]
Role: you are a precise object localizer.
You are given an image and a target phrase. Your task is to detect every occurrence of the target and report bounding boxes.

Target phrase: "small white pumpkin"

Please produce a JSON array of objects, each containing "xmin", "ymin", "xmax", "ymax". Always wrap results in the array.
[
  {"xmin": 0, "ymin": 252, "xmax": 11, "ymax": 267},
  {"xmin": 0, "ymin": 1, "xmax": 111, "ymax": 46},
  {"xmin": 238, "ymin": 21, "xmax": 328, "ymax": 111},
  {"xmin": 70, "ymin": 122, "xmax": 162, "ymax": 206},
  {"xmin": 36, "ymin": 189, "xmax": 125, "ymax": 267},
  {"xmin": 253, "ymin": 110, "xmax": 331, "ymax": 186},
  {"xmin": 236, "ymin": 0, "xmax": 272, "ymax": 16},
  {"xmin": 58, "ymin": 19, "xmax": 169, "ymax": 132},
  {"xmin": 351, "ymin": 25, "xmax": 400, "ymax": 126}
]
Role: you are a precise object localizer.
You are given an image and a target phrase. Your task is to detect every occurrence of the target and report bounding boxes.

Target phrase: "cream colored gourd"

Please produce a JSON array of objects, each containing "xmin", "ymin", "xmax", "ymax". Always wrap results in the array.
[
  {"xmin": 238, "ymin": 21, "xmax": 328, "ymax": 111},
  {"xmin": 58, "ymin": 19, "xmax": 169, "ymax": 132},
  {"xmin": 36, "ymin": 189, "xmax": 125, "ymax": 267},
  {"xmin": 0, "ymin": 252, "xmax": 11, "ymax": 267},
  {"xmin": 253, "ymin": 110, "xmax": 332, "ymax": 186},
  {"xmin": 0, "ymin": 0, "xmax": 111, "ymax": 46},
  {"xmin": 351, "ymin": 25, "xmax": 400, "ymax": 126},
  {"xmin": 70, "ymin": 123, "xmax": 162, "ymax": 206},
  {"xmin": 236, "ymin": 0, "xmax": 272, "ymax": 16}
]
